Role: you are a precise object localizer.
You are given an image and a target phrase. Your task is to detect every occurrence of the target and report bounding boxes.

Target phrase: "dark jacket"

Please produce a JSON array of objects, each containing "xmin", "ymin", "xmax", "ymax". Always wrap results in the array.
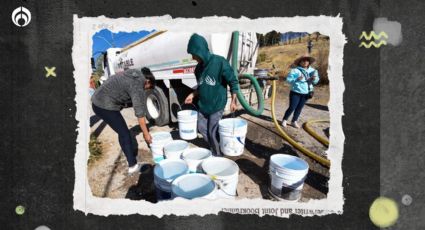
[
  {"xmin": 91, "ymin": 69, "xmax": 147, "ymax": 118},
  {"xmin": 187, "ymin": 33, "xmax": 240, "ymax": 115}
]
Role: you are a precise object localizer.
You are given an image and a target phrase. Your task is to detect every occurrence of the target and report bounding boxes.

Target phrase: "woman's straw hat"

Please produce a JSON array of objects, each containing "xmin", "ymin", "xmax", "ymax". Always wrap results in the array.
[{"xmin": 293, "ymin": 54, "xmax": 316, "ymax": 66}]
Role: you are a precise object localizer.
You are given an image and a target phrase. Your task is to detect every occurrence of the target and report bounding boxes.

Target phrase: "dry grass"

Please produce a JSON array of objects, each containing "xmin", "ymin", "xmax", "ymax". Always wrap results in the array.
[{"xmin": 256, "ymin": 35, "xmax": 330, "ymax": 84}]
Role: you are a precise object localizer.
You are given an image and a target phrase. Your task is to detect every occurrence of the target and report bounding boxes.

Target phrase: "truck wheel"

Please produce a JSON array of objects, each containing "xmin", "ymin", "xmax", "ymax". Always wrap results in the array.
[{"xmin": 146, "ymin": 86, "xmax": 169, "ymax": 126}]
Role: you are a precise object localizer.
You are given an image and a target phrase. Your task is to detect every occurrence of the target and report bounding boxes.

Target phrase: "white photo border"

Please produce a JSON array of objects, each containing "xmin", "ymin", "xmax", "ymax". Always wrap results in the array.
[{"xmin": 72, "ymin": 15, "xmax": 346, "ymax": 217}]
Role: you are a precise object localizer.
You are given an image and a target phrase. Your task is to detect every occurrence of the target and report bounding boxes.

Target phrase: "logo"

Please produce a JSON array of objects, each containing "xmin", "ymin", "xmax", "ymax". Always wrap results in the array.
[
  {"xmin": 359, "ymin": 31, "xmax": 388, "ymax": 48},
  {"xmin": 236, "ymin": 137, "xmax": 245, "ymax": 145},
  {"xmin": 181, "ymin": 129, "xmax": 194, "ymax": 133},
  {"xmin": 12, "ymin": 6, "xmax": 31, "ymax": 27},
  {"xmin": 117, "ymin": 58, "xmax": 134, "ymax": 69},
  {"xmin": 184, "ymin": 67, "xmax": 195, "ymax": 74},
  {"xmin": 204, "ymin": 75, "xmax": 216, "ymax": 86}
]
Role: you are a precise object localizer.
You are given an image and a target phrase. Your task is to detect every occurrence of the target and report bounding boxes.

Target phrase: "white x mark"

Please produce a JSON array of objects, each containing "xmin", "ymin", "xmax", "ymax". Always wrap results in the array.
[{"xmin": 45, "ymin": 66, "xmax": 56, "ymax": 78}]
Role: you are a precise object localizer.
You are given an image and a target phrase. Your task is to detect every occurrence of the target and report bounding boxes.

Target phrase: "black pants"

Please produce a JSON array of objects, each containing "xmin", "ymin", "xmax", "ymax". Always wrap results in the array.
[
  {"xmin": 283, "ymin": 91, "xmax": 309, "ymax": 122},
  {"xmin": 92, "ymin": 103, "xmax": 137, "ymax": 167}
]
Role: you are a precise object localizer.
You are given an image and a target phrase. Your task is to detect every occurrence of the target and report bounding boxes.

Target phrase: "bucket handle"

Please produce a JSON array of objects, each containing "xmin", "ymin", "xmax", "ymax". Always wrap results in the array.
[
  {"xmin": 210, "ymin": 175, "xmax": 237, "ymax": 197},
  {"xmin": 230, "ymin": 112, "xmax": 236, "ymax": 135}
]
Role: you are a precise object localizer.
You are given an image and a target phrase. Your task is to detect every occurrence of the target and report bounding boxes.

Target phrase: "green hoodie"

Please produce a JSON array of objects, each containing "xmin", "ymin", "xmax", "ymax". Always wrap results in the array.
[{"xmin": 187, "ymin": 33, "xmax": 240, "ymax": 115}]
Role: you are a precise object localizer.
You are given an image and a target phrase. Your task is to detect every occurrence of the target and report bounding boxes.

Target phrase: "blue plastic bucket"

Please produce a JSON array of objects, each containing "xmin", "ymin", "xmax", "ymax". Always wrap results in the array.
[
  {"xmin": 150, "ymin": 131, "xmax": 173, "ymax": 163},
  {"xmin": 153, "ymin": 159, "xmax": 188, "ymax": 201},
  {"xmin": 171, "ymin": 173, "xmax": 217, "ymax": 200}
]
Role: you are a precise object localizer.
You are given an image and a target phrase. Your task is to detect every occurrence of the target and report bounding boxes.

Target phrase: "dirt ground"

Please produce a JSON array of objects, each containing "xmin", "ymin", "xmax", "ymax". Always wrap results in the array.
[{"xmin": 88, "ymin": 81, "xmax": 330, "ymax": 203}]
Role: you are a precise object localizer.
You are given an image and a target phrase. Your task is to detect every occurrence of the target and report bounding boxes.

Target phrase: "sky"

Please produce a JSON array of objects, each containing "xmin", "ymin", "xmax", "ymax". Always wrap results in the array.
[
  {"xmin": 92, "ymin": 30, "xmax": 307, "ymax": 60},
  {"xmin": 280, "ymin": 32, "xmax": 309, "ymax": 42},
  {"xmin": 92, "ymin": 29, "xmax": 154, "ymax": 60}
]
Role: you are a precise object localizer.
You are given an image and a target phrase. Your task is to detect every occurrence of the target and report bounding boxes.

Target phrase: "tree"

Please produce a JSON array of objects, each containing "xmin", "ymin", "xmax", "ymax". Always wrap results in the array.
[
  {"xmin": 257, "ymin": 33, "xmax": 266, "ymax": 47},
  {"xmin": 258, "ymin": 31, "xmax": 282, "ymax": 47},
  {"xmin": 94, "ymin": 55, "xmax": 104, "ymax": 76}
]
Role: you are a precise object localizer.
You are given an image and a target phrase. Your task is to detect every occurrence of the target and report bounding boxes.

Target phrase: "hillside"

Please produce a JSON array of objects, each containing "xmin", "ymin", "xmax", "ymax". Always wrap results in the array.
[{"xmin": 256, "ymin": 33, "xmax": 330, "ymax": 84}]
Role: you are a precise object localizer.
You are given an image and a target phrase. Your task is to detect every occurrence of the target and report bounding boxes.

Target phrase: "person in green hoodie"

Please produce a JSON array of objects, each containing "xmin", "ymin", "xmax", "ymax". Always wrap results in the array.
[{"xmin": 184, "ymin": 33, "xmax": 239, "ymax": 156}]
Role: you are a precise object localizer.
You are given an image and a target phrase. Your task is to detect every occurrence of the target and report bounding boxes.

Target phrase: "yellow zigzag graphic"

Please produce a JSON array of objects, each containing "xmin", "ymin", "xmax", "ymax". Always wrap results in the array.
[
  {"xmin": 359, "ymin": 31, "xmax": 388, "ymax": 40},
  {"xmin": 359, "ymin": 40, "xmax": 387, "ymax": 48}
]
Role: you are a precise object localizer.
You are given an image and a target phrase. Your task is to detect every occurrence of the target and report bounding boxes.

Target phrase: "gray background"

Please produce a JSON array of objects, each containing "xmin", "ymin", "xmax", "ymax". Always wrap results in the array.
[
  {"xmin": 380, "ymin": 1, "xmax": 425, "ymax": 229},
  {"xmin": 0, "ymin": 0, "xmax": 422, "ymax": 229}
]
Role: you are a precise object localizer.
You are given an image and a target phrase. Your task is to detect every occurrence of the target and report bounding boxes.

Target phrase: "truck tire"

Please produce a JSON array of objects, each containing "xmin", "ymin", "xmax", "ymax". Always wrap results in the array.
[{"xmin": 146, "ymin": 86, "xmax": 169, "ymax": 126}]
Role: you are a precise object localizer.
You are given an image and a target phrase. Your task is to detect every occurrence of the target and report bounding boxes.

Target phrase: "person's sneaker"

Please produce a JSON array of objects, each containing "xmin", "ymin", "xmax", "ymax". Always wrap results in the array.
[
  {"xmin": 281, "ymin": 120, "xmax": 287, "ymax": 127},
  {"xmin": 292, "ymin": 121, "xmax": 300, "ymax": 129},
  {"xmin": 128, "ymin": 163, "xmax": 142, "ymax": 175}
]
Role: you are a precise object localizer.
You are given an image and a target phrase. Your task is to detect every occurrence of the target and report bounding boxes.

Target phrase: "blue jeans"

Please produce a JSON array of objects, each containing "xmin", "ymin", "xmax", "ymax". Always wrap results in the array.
[
  {"xmin": 197, "ymin": 110, "xmax": 224, "ymax": 156},
  {"xmin": 283, "ymin": 91, "xmax": 309, "ymax": 122},
  {"xmin": 92, "ymin": 103, "xmax": 137, "ymax": 167}
]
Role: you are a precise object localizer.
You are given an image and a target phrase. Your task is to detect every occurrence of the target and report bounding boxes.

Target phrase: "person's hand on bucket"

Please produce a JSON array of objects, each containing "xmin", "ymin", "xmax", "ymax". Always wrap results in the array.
[
  {"xmin": 144, "ymin": 132, "xmax": 152, "ymax": 144},
  {"xmin": 230, "ymin": 93, "xmax": 238, "ymax": 112},
  {"xmin": 230, "ymin": 102, "xmax": 237, "ymax": 113},
  {"xmin": 138, "ymin": 117, "xmax": 152, "ymax": 144},
  {"xmin": 184, "ymin": 94, "xmax": 193, "ymax": 104},
  {"xmin": 184, "ymin": 91, "xmax": 197, "ymax": 104}
]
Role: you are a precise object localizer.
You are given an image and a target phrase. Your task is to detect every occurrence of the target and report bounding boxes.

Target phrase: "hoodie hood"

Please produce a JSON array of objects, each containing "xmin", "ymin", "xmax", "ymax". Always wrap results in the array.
[{"xmin": 187, "ymin": 33, "xmax": 212, "ymax": 65}]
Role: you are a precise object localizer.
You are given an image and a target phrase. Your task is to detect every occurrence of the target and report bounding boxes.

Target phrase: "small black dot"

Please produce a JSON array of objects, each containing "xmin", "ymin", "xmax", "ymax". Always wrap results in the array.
[
  {"xmin": 18, "ymin": 18, "xmax": 25, "ymax": 26},
  {"xmin": 191, "ymin": 1, "xmax": 197, "ymax": 6},
  {"xmin": 127, "ymin": 12, "xmax": 130, "ymax": 16}
]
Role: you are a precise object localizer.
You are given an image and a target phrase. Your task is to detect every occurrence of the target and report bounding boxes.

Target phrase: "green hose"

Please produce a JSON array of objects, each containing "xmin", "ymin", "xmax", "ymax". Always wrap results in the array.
[{"xmin": 232, "ymin": 31, "xmax": 265, "ymax": 116}]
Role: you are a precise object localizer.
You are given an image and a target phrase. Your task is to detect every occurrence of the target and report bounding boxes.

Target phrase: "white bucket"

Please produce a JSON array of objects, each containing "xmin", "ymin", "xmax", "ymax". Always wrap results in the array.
[
  {"xmin": 218, "ymin": 118, "xmax": 248, "ymax": 156},
  {"xmin": 153, "ymin": 159, "xmax": 188, "ymax": 201},
  {"xmin": 171, "ymin": 173, "xmax": 217, "ymax": 200},
  {"xmin": 201, "ymin": 157, "xmax": 239, "ymax": 198},
  {"xmin": 182, "ymin": 148, "xmax": 212, "ymax": 173},
  {"xmin": 269, "ymin": 154, "xmax": 309, "ymax": 201},
  {"xmin": 163, "ymin": 140, "xmax": 189, "ymax": 160},
  {"xmin": 150, "ymin": 131, "xmax": 173, "ymax": 163},
  {"xmin": 177, "ymin": 110, "xmax": 198, "ymax": 140}
]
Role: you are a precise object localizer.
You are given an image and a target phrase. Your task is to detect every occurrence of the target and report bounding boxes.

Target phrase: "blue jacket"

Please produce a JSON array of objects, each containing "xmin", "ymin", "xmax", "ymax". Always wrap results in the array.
[{"xmin": 286, "ymin": 66, "xmax": 320, "ymax": 94}]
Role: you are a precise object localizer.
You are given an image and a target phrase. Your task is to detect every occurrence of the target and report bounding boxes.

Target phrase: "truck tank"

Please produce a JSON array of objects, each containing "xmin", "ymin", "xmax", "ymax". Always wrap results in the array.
[
  {"xmin": 102, "ymin": 31, "xmax": 260, "ymax": 126},
  {"xmin": 106, "ymin": 31, "xmax": 258, "ymax": 88}
]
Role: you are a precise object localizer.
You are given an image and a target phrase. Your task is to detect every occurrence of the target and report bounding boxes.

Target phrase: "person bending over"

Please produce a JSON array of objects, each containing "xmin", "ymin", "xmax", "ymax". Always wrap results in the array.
[{"xmin": 91, "ymin": 68, "xmax": 155, "ymax": 174}]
